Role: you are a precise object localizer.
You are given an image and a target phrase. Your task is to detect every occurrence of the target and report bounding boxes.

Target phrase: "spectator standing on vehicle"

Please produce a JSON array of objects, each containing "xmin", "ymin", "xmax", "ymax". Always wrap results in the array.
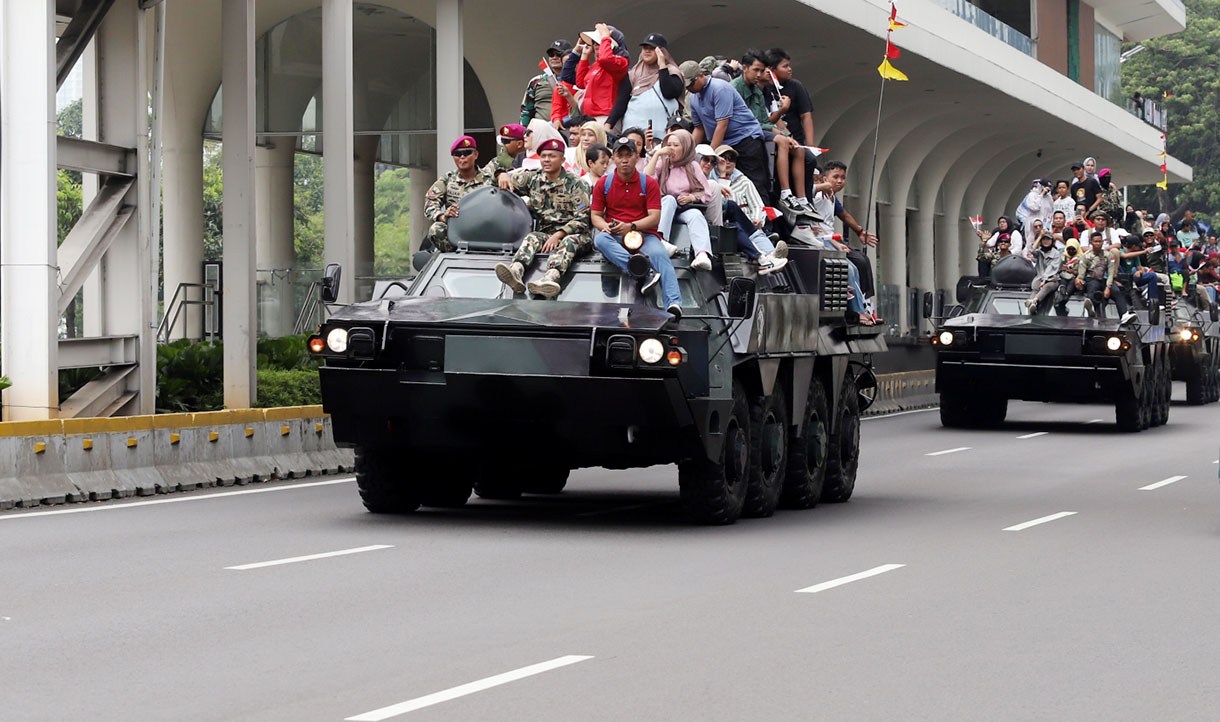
[
  {"xmin": 521, "ymin": 39, "xmax": 571, "ymax": 126},
  {"xmin": 768, "ymin": 48, "xmax": 819, "ymax": 196},
  {"xmin": 1052, "ymin": 180, "xmax": 1075, "ymax": 220},
  {"xmin": 591, "ymin": 137, "xmax": 682, "ymax": 316},
  {"xmin": 493, "ymin": 139, "xmax": 592, "ymax": 299},
  {"xmin": 1049, "ymin": 211, "xmax": 1070, "ymax": 248},
  {"xmin": 732, "ymin": 49, "xmax": 812, "ymax": 218},
  {"xmin": 1177, "ymin": 219, "xmax": 1201, "ymax": 248},
  {"xmin": 680, "ymin": 59, "xmax": 770, "ymax": 202},
  {"xmin": 576, "ymin": 23, "xmax": 629, "ymax": 124},
  {"xmin": 1070, "ymin": 162, "xmax": 1102, "ymax": 215},
  {"xmin": 609, "ymin": 33, "xmax": 683, "ymax": 137},
  {"xmin": 423, "ymin": 136, "xmax": 493, "ymax": 252},
  {"xmin": 1096, "ymin": 169, "xmax": 1124, "ymax": 226}
]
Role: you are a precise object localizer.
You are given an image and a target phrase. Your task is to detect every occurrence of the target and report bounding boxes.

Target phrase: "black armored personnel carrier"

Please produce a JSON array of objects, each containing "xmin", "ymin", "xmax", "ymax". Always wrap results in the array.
[
  {"xmin": 310, "ymin": 187, "xmax": 886, "ymax": 525},
  {"xmin": 1166, "ymin": 294, "xmax": 1220, "ymax": 405},
  {"xmin": 929, "ymin": 256, "xmax": 1172, "ymax": 432}
]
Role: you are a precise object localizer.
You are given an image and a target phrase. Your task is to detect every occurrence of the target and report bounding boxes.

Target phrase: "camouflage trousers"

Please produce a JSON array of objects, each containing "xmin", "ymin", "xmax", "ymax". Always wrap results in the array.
[
  {"xmin": 512, "ymin": 231, "xmax": 592, "ymax": 274},
  {"xmin": 426, "ymin": 221, "xmax": 455, "ymax": 252}
]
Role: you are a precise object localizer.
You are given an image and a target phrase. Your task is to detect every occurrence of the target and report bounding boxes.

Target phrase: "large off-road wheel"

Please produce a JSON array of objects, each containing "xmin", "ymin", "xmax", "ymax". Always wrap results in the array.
[
  {"xmin": 678, "ymin": 381, "xmax": 751, "ymax": 525},
  {"xmin": 1152, "ymin": 354, "xmax": 1170, "ymax": 426},
  {"xmin": 522, "ymin": 468, "xmax": 570, "ymax": 494},
  {"xmin": 419, "ymin": 478, "xmax": 473, "ymax": 508},
  {"xmin": 781, "ymin": 377, "xmax": 830, "ymax": 510},
  {"xmin": 1185, "ymin": 363, "xmax": 1206, "ymax": 405},
  {"xmin": 821, "ymin": 374, "xmax": 861, "ymax": 503},
  {"xmin": 939, "ymin": 390, "xmax": 972, "ymax": 428},
  {"xmin": 355, "ymin": 446, "xmax": 421, "ymax": 513},
  {"xmin": 1115, "ymin": 382, "xmax": 1143, "ymax": 432},
  {"xmin": 743, "ymin": 385, "xmax": 788, "ymax": 518},
  {"xmin": 975, "ymin": 395, "xmax": 1008, "ymax": 427},
  {"xmin": 473, "ymin": 472, "xmax": 524, "ymax": 500}
]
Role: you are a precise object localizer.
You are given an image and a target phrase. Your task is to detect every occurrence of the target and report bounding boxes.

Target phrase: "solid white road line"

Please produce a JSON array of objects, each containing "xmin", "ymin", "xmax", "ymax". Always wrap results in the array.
[
  {"xmin": 925, "ymin": 447, "xmax": 971, "ymax": 456},
  {"xmin": 345, "ymin": 655, "xmax": 595, "ymax": 721},
  {"xmin": 1003, "ymin": 511, "xmax": 1077, "ymax": 531},
  {"xmin": 1016, "ymin": 431, "xmax": 1048, "ymax": 439},
  {"xmin": 795, "ymin": 564, "xmax": 905, "ymax": 594},
  {"xmin": 225, "ymin": 544, "xmax": 393, "ymax": 571},
  {"xmin": 1085, "ymin": 419, "xmax": 1104, "ymax": 424},
  {"xmin": 862, "ymin": 407, "xmax": 939, "ymax": 421},
  {"xmin": 1139, "ymin": 475, "xmax": 1188, "ymax": 491},
  {"xmin": 0, "ymin": 477, "xmax": 356, "ymax": 522}
]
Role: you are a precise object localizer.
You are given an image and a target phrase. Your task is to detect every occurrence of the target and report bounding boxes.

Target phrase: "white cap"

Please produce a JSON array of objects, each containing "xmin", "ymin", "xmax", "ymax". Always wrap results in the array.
[{"xmin": 695, "ymin": 143, "xmax": 717, "ymax": 159}]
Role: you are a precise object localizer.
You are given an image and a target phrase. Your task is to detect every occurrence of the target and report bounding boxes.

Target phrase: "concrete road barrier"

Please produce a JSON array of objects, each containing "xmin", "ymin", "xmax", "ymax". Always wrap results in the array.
[
  {"xmin": 0, "ymin": 407, "xmax": 353, "ymax": 510},
  {"xmin": 864, "ymin": 370, "xmax": 938, "ymax": 417}
]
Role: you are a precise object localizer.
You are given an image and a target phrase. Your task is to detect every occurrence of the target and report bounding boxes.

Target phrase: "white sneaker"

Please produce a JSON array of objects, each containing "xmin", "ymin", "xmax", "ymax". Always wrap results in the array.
[
  {"xmin": 691, "ymin": 252, "xmax": 713, "ymax": 271},
  {"xmin": 758, "ymin": 255, "xmax": 788, "ymax": 275},
  {"xmin": 772, "ymin": 240, "xmax": 788, "ymax": 259},
  {"xmin": 661, "ymin": 240, "xmax": 678, "ymax": 257}
]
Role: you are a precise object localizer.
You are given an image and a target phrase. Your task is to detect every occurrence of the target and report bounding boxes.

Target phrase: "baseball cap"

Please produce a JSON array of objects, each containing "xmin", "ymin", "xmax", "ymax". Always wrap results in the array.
[
  {"xmin": 699, "ymin": 56, "xmax": 719, "ymax": 74},
  {"xmin": 714, "ymin": 144, "xmax": 738, "ymax": 159},
  {"xmin": 640, "ymin": 33, "xmax": 667, "ymax": 48},
  {"xmin": 679, "ymin": 60, "xmax": 701, "ymax": 86},
  {"xmin": 612, "ymin": 137, "xmax": 638, "ymax": 154},
  {"xmin": 547, "ymin": 39, "xmax": 572, "ymax": 55},
  {"xmin": 695, "ymin": 143, "xmax": 717, "ymax": 158},
  {"xmin": 1071, "ymin": 162, "xmax": 1083, "ymax": 170},
  {"xmin": 1142, "ymin": 229, "xmax": 1156, "ymax": 237}
]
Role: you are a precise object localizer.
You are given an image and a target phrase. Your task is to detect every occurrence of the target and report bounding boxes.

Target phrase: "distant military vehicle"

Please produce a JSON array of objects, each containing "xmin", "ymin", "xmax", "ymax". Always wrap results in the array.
[
  {"xmin": 310, "ymin": 186, "xmax": 886, "ymax": 524},
  {"xmin": 1165, "ymin": 292, "xmax": 1220, "ymax": 404},
  {"xmin": 929, "ymin": 256, "xmax": 1172, "ymax": 431}
]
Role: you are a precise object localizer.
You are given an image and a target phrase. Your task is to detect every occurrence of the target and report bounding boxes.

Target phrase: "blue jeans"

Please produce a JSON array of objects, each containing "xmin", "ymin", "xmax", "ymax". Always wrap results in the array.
[
  {"xmin": 845, "ymin": 260, "xmax": 867, "ymax": 315},
  {"xmin": 1129, "ymin": 271, "xmax": 1159, "ymax": 302},
  {"xmin": 594, "ymin": 231, "xmax": 682, "ymax": 309},
  {"xmin": 658, "ymin": 195, "xmax": 712, "ymax": 256},
  {"xmin": 723, "ymin": 200, "xmax": 775, "ymax": 259}
]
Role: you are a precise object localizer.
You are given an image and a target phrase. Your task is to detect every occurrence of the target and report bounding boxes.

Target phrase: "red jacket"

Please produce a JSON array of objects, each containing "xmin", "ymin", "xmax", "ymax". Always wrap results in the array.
[
  {"xmin": 576, "ymin": 37, "xmax": 628, "ymax": 117},
  {"xmin": 550, "ymin": 81, "xmax": 576, "ymax": 124}
]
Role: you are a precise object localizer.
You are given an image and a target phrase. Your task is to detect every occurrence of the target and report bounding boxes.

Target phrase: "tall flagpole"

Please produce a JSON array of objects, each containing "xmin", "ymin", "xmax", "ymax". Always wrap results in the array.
[
  {"xmin": 862, "ymin": 2, "xmax": 909, "ymax": 239},
  {"xmin": 862, "ymin": 80, "xmax": 887, "ymax": 239}
]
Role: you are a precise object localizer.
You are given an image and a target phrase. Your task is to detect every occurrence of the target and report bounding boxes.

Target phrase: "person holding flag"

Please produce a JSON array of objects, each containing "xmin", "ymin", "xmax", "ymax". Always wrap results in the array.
[{"xmin": 521, "ymin": 39, "xmax": 572, "ymax": 126}]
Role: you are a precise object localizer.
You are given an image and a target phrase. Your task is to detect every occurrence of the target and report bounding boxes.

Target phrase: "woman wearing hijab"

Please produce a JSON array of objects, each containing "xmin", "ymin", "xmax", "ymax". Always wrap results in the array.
[
  {"xmin": 571, "ymin": 120, "xmax": 608, "ymax": 177},
  {"xmin": 647, "ymin": 129, "xmax": 717, "ymax": 271},
  {"xmin": 520, "ymin": 119, "xmax": 574, "ymax": 172},
  {"xmin": 609, "ymin": 33, "xmax": 683, "ymax": 136},
  {"xmin": 1083, "ymin": 156, "xmax": 1098, "ymax": 180}
]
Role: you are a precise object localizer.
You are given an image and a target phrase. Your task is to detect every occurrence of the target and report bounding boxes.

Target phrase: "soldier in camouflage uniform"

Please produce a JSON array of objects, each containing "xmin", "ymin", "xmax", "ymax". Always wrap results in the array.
[
  {"xmin": 482, "ymin": 123, "xmax": 527, "ymax": 181},
  {"xmin": 423, "ymin": 135, "xmax": 492, "ymax": 252},
  {"xmin": 494, "ymin": 139, "xmax": 591, "ymax": 298}
]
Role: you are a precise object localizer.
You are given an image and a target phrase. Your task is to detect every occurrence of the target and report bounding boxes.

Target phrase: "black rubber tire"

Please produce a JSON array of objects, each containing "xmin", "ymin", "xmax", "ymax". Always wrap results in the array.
[
  {"xmin": 781, "ymin": 377, "xmax": 830, "ymax": 510},
  {"xmin": 939, "ymin": 391, "xmax": 972, "ymax": 428},
  {"xmin": 678, "ymin": 381, "xmax": 751, "ymax": 525},
  {"xmin": 522, "ymin": 468, "xmax": 570, "ymax": 494},
  {"xmin": 821, "ymin": 374, "xmax": 860, "ymax": 503},
  {"xmin": 1185, "ymin": 365, "xmax": 1206, "ymax": 405},
  {"xmin": 473, "ymin": 473, "xmax": 524, "ymax": 500},
  {"xmin": 1138, "ymin": 361, "xmax": 1154, "ymax": 430},
  {"xmin": 1152, "ymin": 354, "xmax": 1169, "ymax": 426},
  {"xmin": 976, "ymin": 395, "xmax": 1008, "ymax": 427},
  {"xmin": 419, "ymin": 479, "xmax": 473, "ymax": 508},
  {"xmin": 1115, "ymin": 383, "xmax": 1142, "ymax": 432},
  {"xmin": 354, "ymin": 446, "xmax": 421, "ymax": 513},
  {"xmin": 743, "ymin": 385, "xmax": 788, "ymax": 518}
]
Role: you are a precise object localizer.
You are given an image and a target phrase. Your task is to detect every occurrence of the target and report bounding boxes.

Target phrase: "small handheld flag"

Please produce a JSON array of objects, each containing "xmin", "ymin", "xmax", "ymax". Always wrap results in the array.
[
  {"xmin": 803, "ymin": 145, "xmax": 830, "ymax": 156},
  {"xmin": 970, "ymin": 216, "xmax": 983, "ymax": 229},
  {"xmin": 763, "ymin": 206, "xmax": 781, "ymax": 221}
]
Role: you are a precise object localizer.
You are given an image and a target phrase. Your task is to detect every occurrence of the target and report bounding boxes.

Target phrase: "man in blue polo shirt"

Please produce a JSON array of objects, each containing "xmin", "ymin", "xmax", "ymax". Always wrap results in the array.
[
  {"xmin": 592, "ymin": 137, "xmax": 682, "ymax": 317},
  {"xmin": 679, "ymin": 59, "xmax": 770, "ymax": 202}
]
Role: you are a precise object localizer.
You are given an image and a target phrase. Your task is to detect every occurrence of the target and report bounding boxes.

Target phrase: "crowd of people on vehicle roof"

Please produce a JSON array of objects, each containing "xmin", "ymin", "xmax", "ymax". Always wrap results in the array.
[
  {"xmin": 423, "ymin": 23, "xmax": 883, "ymax": 325},
  {"xmin": 972, "ymin": 159, "xmax": 1218, "ymax": 321}
]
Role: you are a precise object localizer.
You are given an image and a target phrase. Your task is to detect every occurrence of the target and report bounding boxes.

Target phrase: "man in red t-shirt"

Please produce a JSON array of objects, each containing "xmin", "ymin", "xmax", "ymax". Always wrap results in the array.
[{"xmin": 592, "ymin": 137, "xmax": 681, "ymax": 316}]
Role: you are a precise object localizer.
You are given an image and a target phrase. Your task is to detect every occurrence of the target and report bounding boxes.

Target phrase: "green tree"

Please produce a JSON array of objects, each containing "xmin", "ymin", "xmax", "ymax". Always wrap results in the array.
[
  {"xmin": 57, "ymin": 169, "xmax": 82, "ymax": 243},
  {"xmin": 1122, "ymin": 0, "xmax": 1220, "ymax": 222},
  {"xmin": 294, "ymin": 150, "xmax": 324, "ymax": 269},
  {"xmin": 373, "ymin": 165, "xmax": 412, "ymax": 276},
  {"xmin": 202, "ymin": 141, "xmax": 224, "ymax": 261},
  {"xmin": 57, "ymin": 98, "xmax": 82, "ymax": 139}
]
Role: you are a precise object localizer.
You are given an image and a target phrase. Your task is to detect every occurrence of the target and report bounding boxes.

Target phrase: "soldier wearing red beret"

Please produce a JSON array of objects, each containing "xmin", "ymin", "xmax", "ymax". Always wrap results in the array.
[{"xmin": 423, "ymin": 135, "xmax": 493, "ymax": 252}]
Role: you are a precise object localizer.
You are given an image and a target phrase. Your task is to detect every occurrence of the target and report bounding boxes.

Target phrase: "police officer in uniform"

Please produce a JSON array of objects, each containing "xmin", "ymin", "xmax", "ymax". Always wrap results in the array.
[
  {"xmin": 423, "ymin": 135, "xmax": 493, "ymax": 252},
  {"xmin": 494, "ymin": 139, "xmax": 592, "ymax": 298},
  {"xmin": 483, "ymin": 124, "xmax": 527, "ymax": 180}
]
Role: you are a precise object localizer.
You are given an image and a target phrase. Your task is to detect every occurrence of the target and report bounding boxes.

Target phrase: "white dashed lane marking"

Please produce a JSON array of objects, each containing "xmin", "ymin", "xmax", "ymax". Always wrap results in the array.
[
  {"xmin": 795, "ymin": 564, "xmax": 906, "ymax": 594},
  {"xmin": 926, "ymin": 447, "xmax": 971, "ymax": 456},
  {"xmin": 225, "ymin": 544, "xmax": 393, "ymax": 571},
  {"xmin": 345, "ymin": 655, "xmax": 595, "ymax": 720},
  {"xmin": 1139, "ymin": 475, "xmax": 1188, "ymax": 491},
  {"xmin": 1016, "ymin": 431, "xmax": 1048, "ymax": 439},
  {"xmin": 1003, "ymin": 511, "xmax": 1077, "ymax": 532}
]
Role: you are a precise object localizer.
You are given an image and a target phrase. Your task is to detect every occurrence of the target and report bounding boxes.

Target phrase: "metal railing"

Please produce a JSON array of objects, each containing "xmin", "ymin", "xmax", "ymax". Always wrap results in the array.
[
  {"xmin": 928, "ymin": 0, "xmax": 1032, "ymax": 55},
  {"xmin": 1125, "ymin": 98, "xmax": 1168, "ymax": 132},
  {"xmin": 157, "ymin": 282, "xmax": 218, "ymax": 343}
]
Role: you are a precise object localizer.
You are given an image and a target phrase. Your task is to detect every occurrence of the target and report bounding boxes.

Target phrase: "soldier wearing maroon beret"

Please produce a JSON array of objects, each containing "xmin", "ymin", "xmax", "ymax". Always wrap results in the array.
[
  {"xmin": 424, "ymin": 135, "xmax": 492, "ymax": 252},
  {"xmin": 483, "ymin": 124, "xmax": 528, "ymax": 179},
  {"xmin": 494, "ymin": 136, "xmax": 591, "ymax": 298}
]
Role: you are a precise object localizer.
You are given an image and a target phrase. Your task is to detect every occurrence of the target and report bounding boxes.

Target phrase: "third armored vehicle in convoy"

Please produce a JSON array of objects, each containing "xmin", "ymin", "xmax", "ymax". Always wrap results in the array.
[
  {"xmin": 310, "ymin": 187, "xmax": 886, "ymax": 525},
  {"xmin": 1165, "ymin": 296, "xmax": 1220, "ymax": 405},
  {"xmin": 930, "ymin": 257, "xmax": 1171, "ymax": 431}
]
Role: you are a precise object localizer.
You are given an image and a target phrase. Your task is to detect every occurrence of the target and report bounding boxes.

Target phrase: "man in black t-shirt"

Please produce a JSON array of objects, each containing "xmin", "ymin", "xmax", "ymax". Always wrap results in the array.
[
  {"xmin": 1069, "ymin": 162, "xmax": 1101, "ymax": 215},
  {"xmin": 767, "ymin": 48, "xmax": 818, "ymax": 203}
]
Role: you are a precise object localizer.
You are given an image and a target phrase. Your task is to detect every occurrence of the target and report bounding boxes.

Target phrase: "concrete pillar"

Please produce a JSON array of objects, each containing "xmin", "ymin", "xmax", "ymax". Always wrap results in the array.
[
  {"xmin": 934, "ymin": 212, "xmax": 960, "ymax": 292},
  {"xmin": 255, "ymin": 136, "xmax": 296, "ymax": 338},
  {"xmin": 909, "ymin": 204, "xmax": 936, "ymax": 303},
  {"xmin": 97, "ymin": 0, "xmax": 154, "ymax": 415},
  {"xmin": 221, "ymin": 0, "xmax": 256, "ymax": 408},
  {"xmin": 81, "ymin": 38, "xmax": 104, "ymax": 337},
  {"xmin": 409, "ymin": 145, "xmax": 437, "ymax": 255},
  {"xmin": 434, "ymin": 0, "xmax": 465, "ymax": 165},
  {"xmin": 162, "ymin": 96, "xmax": 206, "ymax": 340},
  {"xmin": 879, "ymin": 203, "xmax": 908, "ymax": 334},
  {"xmin": 323, "ymin": 0, "xmax": 356, "ymax": 304},
  {"xmin": 354, "ymin": 134, "xmax": 380, "ymax": 299},
  {"xmin": 0, "ymin": 0, "xmax": 57, "ymax": 420}
]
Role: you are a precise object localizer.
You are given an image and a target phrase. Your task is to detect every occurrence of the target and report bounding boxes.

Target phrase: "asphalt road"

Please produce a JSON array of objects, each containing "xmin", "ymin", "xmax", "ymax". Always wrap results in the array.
[{"xmin": 3, "ymin": 389, "xmax": 1219, "ymax": 722}]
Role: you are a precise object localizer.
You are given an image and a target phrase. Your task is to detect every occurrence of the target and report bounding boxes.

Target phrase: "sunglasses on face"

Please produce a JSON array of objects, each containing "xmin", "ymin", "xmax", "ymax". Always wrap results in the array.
[
  {"xmin": 452, "ymin": 149, "xmax": 476, "ymax": 157},
  {"xmin": 546, "ymin": 50, "xmax": 563, "ymax": 58}
]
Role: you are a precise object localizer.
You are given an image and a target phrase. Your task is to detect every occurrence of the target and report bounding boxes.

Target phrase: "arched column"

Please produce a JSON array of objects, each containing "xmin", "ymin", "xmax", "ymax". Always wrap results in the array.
[{"xmin": 354, "ymin": 134, "xmax": 381, "ymax": 300}]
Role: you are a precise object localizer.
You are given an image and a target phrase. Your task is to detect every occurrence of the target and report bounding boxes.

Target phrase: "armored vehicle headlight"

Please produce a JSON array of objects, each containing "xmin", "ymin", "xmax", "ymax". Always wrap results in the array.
[
  {"xmin": 1178, "ymin": 328, "xmax": 1197, "ymax": 342},
  {"xmin": 1105, "ymin": 336, "xmax": 1123, "ymax": 352},
  {"xmin": 639, "ymin": 338, "xmax": 665, "ymax": 364},
  {"xmin": 327, "ymin": 327, "xmax": 349, "ymax": 353},
  {"xmin": 624, "ymin": 230, "xmax": 644, "ymax": 251},
  {"xmin": 308, "ymin": 336, "xmax": 325, "ymax": 354},
  {"xmin": 938, "ymin": 331, "xmax": 955, "ymax": 346}
]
